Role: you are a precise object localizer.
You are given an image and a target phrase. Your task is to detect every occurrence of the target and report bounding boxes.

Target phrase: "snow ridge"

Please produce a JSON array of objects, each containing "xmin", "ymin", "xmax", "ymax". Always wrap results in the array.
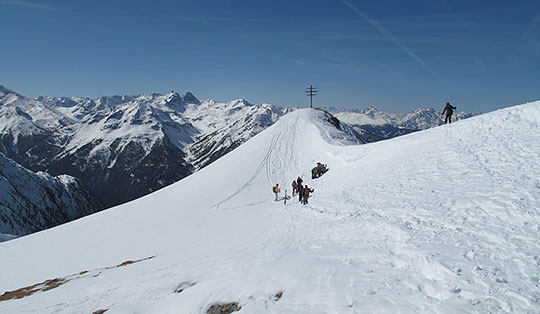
[
  {"xmin": 1, "ymin": 102, "xmax": 538, "ymax": 313},
  {"xmin": 332, "ymin": 106, "xmax": 478, "ymax": 142}
]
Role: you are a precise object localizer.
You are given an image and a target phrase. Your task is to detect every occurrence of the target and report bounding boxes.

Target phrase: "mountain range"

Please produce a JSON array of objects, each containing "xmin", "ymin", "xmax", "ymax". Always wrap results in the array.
[
  {"xmin": 0, "ymin": 85, "xmax": 477, "ymax": 238},
  {"xmin": 0, "ymin": 86, "xmax": 287, "ymax": 209},
  {"xmin": 330, "ymin": 106, "xmax": 478, "ymax": 142}
]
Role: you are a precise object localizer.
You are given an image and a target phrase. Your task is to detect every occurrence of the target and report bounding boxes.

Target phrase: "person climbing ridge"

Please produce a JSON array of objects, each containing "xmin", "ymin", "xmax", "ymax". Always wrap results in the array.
[{"xmin": 442, "ymin": 102, "xmax": 457, "ymax": 124}]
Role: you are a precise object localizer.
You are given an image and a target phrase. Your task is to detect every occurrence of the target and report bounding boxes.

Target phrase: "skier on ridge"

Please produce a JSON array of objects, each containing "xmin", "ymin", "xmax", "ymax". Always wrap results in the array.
[{"xmin": 442, "ymin": 102, "xmax": 457, "ymax": 124}]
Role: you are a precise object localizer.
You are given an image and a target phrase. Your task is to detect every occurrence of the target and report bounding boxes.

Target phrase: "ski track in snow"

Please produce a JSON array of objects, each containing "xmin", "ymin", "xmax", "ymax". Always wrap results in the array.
[{"xmin": 1, "ymin": 104, "xmax": 540, "ymax": 313}]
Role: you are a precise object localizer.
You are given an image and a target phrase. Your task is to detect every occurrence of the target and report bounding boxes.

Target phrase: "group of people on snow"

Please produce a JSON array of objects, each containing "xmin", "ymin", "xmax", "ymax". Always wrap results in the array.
[
  {"xmin": 291, "ymin": 176, "xmax": 314, "ymax": 205},
  {"xmin": 272, "ymin": 102, "xmax": 456, "ymax": 204},
  {"xmin": 273, "ymin": 162, "xmax": 329, "ymax": 205},
  {"xmin": 311, "ymin": 162, "xmax": 328, "ymax": 179}
]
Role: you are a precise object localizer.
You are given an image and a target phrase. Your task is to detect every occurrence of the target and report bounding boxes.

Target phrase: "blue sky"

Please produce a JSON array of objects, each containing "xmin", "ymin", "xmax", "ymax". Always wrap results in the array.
[{"xmin": 1, "ymin": 0, "xmax": 539, "ymax": 113}]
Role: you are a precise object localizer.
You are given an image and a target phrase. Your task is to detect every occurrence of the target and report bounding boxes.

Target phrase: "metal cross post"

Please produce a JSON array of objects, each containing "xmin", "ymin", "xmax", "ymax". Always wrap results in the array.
[{"xmin": 305, "ymin": 85, "xmax": 317, "ymax": 108}]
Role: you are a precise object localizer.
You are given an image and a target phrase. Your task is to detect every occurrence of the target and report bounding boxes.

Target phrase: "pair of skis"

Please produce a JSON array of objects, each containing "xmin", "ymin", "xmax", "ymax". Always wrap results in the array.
[{"xmin": 276, "ymin": 189, "xmax": 292, "ymax": 204}]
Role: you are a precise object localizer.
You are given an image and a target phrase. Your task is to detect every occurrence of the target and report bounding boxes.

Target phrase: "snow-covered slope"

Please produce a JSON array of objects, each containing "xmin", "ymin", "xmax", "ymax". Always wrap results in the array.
[
  {"xmin": 1, "ymin": 102, "xmax": 539, "ymax": 313},
  {"xmin": 0, "ymin": 153, "xmax": 102, "ymax": 239},
  {"xmin": 184, "ymin": 99, "xmax": 288, "ymax": 169},
  {"xmin": 333, "ymin": 106, "xmax": 478, "ymax": 143},
  {"xmin": 0, "ymin": 86, "xmax": 291, "ymax": 209},
  {"xmin": 333, "ymin": 106, "xmax": 475, "ymax": 129}
]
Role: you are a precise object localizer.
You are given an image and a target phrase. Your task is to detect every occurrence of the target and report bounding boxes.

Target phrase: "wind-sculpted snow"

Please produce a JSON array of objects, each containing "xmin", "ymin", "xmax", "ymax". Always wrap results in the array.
[{"xmin": 1, "ymin": 103, "xmax": 539, "ymax": 313}]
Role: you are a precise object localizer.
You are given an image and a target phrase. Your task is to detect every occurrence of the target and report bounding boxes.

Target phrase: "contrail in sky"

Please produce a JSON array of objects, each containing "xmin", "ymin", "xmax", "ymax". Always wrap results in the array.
[
  {"xmin": 0, "ymin": 0, "xmax": 52, "ymax": 9},
  {"xmin": 340, "ymin": 0, "xmax": 427, "ymax": 67}
]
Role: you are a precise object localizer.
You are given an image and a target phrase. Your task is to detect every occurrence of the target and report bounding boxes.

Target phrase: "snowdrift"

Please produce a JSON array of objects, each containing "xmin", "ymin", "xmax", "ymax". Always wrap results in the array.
[{"xmin": 1, "ymin": 104, "xmax": 539, "ymax": 313}]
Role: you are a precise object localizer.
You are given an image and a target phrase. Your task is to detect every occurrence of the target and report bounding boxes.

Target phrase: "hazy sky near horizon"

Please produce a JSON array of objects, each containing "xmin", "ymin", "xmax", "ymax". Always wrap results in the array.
[{"xmin": 1, "ymin": 0, "xmax": 539, "ymax": 113}]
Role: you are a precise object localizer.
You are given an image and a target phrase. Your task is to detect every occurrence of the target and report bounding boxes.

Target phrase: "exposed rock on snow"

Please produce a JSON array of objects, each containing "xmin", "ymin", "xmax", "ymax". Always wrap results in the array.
[{"xmin": 206, "ymin": 302, "xmax": 241, "ymax": 314}]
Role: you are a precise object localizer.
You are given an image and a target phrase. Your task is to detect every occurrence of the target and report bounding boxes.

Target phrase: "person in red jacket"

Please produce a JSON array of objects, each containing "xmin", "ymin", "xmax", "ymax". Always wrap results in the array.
[{"xmin": 303, "ymin": 185, "xmax": 314, "ymax": 205}]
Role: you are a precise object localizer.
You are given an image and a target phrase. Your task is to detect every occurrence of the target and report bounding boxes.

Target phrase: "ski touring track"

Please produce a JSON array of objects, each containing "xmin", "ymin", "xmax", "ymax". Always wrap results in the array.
[
  {"xmin": 213, "ymin": 132, "xmax": 282, "ymax": 209},
  {"xmin": 209, "ymin": 105, "xmax": 540, "ymax": 313},
  {"xmin": 1, "ymin": 106, "xmax": 539, "ymax": 313}
]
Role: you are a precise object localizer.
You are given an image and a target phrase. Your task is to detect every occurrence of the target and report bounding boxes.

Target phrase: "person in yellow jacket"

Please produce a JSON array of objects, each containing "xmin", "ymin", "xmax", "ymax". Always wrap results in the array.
[{"xmin": 272, "ymin": 184, "xmax": 280, "ymax": 201}]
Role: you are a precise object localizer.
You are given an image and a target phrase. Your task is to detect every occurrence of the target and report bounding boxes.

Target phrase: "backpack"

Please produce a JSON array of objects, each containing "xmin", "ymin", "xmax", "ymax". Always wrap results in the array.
[{"xmin": 273, "ymin": 185, "xmax": 279, "ymax": 193}]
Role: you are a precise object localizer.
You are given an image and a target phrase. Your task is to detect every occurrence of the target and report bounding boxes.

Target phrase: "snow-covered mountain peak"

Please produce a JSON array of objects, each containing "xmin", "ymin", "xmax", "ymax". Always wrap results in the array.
[
  {"xmin": 1, "ymin": 105, "xmax": 32, "ymax": 120},
  {"xmin": 399, "ymin": 107, "xmax": 440, "ymax": 129},
  {"xmin": 165, "ymin": 91, "xmax": 180, "ymax": 101},
  {"xmin": 39, "ymin": 96, "xmax": 81, "ymax": 108},
  {"xmin": 95, "ymin": 95, "xmax": 130, "ymax": 108},
  {"xmin": 182, "ymin": 91, "xmax": 199, "ymax": 105},
  {"xmin": 230, "ymin": 98, "xmax": 252, "ymax": 107},
  {"xmin": 360, "ymin": 106, "xmax": 382, "ymax": 115},
  {"xmin": 276, "ymin": 108, "xmax": 360, "ymax": 145},
  {"xmin": 0, "ymin": 106, "xmax": 44, "ymax": 140},
  {"xmin": 185, "ymin": 98, "xmax": 287, "ymax": 169},
  {"xmin": 162, "ymin": 91, "xmax": 187, "ymax": 112},
  {"xmin": 333, "ymin": 108, "xmax": 400, "ymax": 126},
  {"xmin": 0, "ymin": 85, "xmax": 21, "ymax": 98},
  {"xmin": 0, "ymin": 86, "xmax": 23, "ymax": 105}
]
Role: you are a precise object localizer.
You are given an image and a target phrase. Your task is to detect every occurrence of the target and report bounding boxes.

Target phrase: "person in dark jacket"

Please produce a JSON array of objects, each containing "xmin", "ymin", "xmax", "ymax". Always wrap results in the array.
[
  {"xmin": 298, "ymin": 184, "xmax": 304, "ymax": 203},
  {"xmin": 442, "ymin": 102, "xmax": 456, "ymax": 124},
  {"xmin": 291, "ymin": 180, "xmax": 298, "ymax": 196}
]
